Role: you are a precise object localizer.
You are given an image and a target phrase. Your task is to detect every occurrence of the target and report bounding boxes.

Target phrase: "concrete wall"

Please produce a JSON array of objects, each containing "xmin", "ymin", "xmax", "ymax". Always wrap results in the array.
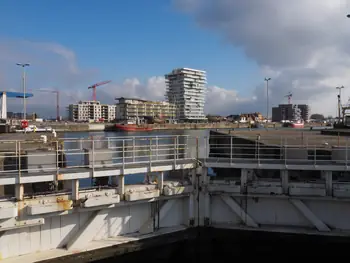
[{"xmin": 0, "ymin": 198, "xmax": 189, "ymax": 259}]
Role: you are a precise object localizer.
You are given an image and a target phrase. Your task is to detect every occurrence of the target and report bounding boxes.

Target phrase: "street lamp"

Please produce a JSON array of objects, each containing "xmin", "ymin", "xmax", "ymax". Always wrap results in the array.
[
  {"xmin": 264, "ymin": 77, "xmax": 271, "ymax": 121},
  {"xmin": 16, "ymin": 63, "xmax": 30, "ymax": 120},
  {"xmin": 336, "ymin": 86, "xmax": 345, "ymax": 121}
]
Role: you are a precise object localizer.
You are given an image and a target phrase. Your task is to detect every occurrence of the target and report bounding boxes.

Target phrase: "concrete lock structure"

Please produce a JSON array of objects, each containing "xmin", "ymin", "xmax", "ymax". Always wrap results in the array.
[{"xmin": 2, "ymin": 132, "xmax": 350, "ymax": 262}]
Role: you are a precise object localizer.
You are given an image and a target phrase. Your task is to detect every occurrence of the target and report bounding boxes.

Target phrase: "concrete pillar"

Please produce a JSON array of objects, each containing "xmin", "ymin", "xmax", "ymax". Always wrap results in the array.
[
  {"xmin": 202, "ymin": 167, "xmax": 210, "ymax": 226},
  {"xmin": 157, "ymin": 172, "xmax": 164, "ymax": 195},
  {"xmin": 72, "ymin": 179, "xmax": 79, "ymax": 201},
  {"xmin": 15, "ymin": 184, "xmax": 24, "ymax": 201},
  {"xmin": 323, "ymin": 171, "xmax": 333, "ymax": 196},
  {"xmin": 118, "ymin": 175, "xmax": 125, "ymax": 200},
  {"xmin": 189, "ymin": 169, "xmax": 196, "ymax": 226},
  {"xmin": 281, "ymin": 170, "xmax": 289, "ymax": 194},
  {"xmin": 240, "ymin": 169, "xmax": 248, "ymax": 194}
]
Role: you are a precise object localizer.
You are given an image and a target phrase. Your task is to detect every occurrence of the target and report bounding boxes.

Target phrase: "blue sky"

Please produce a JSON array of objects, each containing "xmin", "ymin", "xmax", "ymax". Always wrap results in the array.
[{"xmin": 0, "ymin": 0, "xmax": 262, "ymax": 98}]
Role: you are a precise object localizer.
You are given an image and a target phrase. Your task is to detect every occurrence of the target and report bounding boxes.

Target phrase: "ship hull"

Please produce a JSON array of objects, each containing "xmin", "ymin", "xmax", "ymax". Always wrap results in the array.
[
  {"xmin": 283, "ymin": 122, "xmax": 304, "ymax": 128},
  {"xmin": 115, "ymin": 124, "xmax": 153, "ymax": 132}
]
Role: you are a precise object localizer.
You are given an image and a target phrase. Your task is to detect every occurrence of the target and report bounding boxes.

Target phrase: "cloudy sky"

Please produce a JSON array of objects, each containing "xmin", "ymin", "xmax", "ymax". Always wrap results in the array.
[{"xmin": 1, "ymin": 0, "xmax": 350, "ymax": 118}]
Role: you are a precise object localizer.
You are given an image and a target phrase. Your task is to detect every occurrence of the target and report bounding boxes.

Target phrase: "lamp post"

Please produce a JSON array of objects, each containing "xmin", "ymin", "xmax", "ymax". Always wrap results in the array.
[
  {"xmin": 336, "ymin": 86, "xmax": 345, "ymax": 121},
  {"xmin": 16, "ymin": 63, "xmax": 30, "ymax": 119},
  {"xmin": 264, "ymin": 77, "xmax": 271, "ymax": 121}
]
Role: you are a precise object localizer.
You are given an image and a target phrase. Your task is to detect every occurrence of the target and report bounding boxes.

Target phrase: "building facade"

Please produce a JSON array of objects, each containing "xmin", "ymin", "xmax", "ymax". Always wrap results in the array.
[
  {"xmin": 272, "ymin": 104, "xmax": 310, "ymax": 122},
  {"xmin": 165, "ymin": 68, "xmax": 207, "ymax": 122},
  {"xmin": 115, "ymin": 97, "xmax": 176, "ymax": 123},
  {"xmin": 68, "ymin": 101, "xmax": 116, "ymax": 122}
]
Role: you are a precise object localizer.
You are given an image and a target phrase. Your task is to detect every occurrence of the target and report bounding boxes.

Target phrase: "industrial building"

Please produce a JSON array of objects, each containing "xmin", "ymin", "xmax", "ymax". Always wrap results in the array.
[
  {"xmin": 68, "ymin": 101, "xmax": 116, "ymax": 122},
  {"xmin": 272, "ymin": 104, "xmax": 310, "ymax": 122},
  {"xmin": 115, "ymin": 97, "xmax": 176, "ymax": 123},
  {"xmin": 165, "ymin": 68, "xmax": 207, "ymax": 122}
]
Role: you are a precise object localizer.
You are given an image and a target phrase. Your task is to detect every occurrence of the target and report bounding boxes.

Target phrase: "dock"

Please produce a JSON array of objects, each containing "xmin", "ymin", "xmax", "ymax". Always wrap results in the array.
[{"xmin": 2, "ymin": 132, "xmax": 350, "ymax": 261}]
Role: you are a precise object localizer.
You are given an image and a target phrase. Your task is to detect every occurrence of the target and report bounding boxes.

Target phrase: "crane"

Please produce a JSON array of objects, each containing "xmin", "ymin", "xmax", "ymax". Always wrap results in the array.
[
  {"xmin": 88, "ymin": 80, "xmax": 111, "ymax": 101},
  {"xmin": 285, "ymin": 92, "xmax": 292, "ymax": 104},
  {"xmin": 38, "ymin": 89, "xmax": 60, "ymax": 121}
]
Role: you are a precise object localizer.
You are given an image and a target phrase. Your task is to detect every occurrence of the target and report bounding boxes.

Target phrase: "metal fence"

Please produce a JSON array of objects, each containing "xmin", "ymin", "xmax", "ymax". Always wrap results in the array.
[
  {"xmin": 0, "ymin": 135, "xmax": 195, "ymax": 175},
  {"xmin": 207, "ymin": 134, "xmax": 350, "ymax": 166}
]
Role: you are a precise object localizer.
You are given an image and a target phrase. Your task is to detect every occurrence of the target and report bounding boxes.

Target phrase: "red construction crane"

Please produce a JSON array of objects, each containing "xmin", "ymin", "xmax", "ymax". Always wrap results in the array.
[
  {"xmin": 88, "ymin": 80, "xmax": 111, "ymax": 101},
  {"xmin": 285, "ymin": 92, "xmax": 292, "ymax": 104},
  {"xmin": 38, "ymin": 89, "xmax": 60, "ymax": 121}
]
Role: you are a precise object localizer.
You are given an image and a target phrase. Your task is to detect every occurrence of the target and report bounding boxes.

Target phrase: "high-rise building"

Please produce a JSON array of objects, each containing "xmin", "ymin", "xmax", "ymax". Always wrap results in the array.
[
  {"xmin": 165, "ymin": 68, "xmax": 207, "ymax": 122},
  {"xmin": 115, "ymin": 97, "xmax": 176, "ymax": 123},
  {"xmin": 68, "ymin": 101, "xmax": 116, "ymax": 122},
  {"xmin": 272, "ymin": 104, "xmax": 310, "ymax": 122}
]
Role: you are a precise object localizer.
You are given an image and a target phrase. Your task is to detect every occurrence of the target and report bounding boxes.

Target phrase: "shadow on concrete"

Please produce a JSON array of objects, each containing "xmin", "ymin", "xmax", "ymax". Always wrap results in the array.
[{"xmin": 38, "ymin": 227, "xmax": 350, "ymax": 263}]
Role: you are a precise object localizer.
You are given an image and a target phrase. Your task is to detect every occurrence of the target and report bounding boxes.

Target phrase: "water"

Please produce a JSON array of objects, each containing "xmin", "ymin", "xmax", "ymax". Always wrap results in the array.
[{"xmin": 62, "ymin": 129, "xmax": 211, "ymax": 188}]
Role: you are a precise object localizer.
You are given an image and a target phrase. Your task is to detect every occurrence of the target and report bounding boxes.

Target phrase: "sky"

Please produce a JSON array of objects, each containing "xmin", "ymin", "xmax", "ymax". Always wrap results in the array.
[{"xmin": 1, "ymin": 0, "xmax": 350, "ymax": 118}]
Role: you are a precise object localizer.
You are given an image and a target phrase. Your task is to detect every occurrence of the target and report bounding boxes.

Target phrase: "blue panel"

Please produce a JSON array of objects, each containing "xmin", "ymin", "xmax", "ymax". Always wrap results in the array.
[{"xmin": 0, "ymin": 91, "xmax": 34, "ymax": 98}]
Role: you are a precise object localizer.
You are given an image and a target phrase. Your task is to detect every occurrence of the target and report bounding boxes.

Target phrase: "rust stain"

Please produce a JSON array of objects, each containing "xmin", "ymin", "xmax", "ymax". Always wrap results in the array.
[
  {"xmin": 17, "ymin": 200, "xmax": 25, "ymax": 219},
  {"xmin": 57, "ymin": 174, "xmax": 64, "ymax": 181},
  {"xmin": 56, "ymin": 197, "xmax": 73, "ymax": 210}
]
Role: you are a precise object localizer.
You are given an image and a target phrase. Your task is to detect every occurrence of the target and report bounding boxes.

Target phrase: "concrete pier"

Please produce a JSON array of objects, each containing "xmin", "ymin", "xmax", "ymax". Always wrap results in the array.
[{"xmin": 2, "ymin": 133, "xmax": 350, "ymax": 262}]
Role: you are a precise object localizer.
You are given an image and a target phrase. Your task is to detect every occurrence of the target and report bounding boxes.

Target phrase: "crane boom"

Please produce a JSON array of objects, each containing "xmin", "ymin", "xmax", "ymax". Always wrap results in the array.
[
  {"xmin": 88, "ymin": 80, "xmax": 111, "ymax": 101},
  {"xmin": 285, "ymin": 92, "xmax": 292, "ymax": 104}
]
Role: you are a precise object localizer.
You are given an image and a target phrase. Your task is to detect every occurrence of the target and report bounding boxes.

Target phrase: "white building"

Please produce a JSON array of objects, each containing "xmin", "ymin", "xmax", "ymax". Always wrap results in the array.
[
  {"xmin": 68, "ymin": 101, "xmax": 116, "ymax": 122},
  {"xmin": 115, "ymin": 97, "xmax": 176, "ymax": 123},
  {"xmin": 165, "ymin": 68, "xmax": 207, "ymax": 122}
]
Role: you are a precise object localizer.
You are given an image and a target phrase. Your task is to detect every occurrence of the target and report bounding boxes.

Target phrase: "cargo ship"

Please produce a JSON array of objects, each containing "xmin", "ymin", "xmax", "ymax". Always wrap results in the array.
[{"xmin": 115, "ymin": 123, "xmax": 153, "ymax": 132}]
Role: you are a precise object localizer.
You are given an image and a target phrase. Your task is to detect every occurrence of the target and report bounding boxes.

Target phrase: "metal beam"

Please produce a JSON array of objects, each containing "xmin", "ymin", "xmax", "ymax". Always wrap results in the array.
[
  {"xmin": 66, "ymin": 209, "xmax": 109, "ymax": 251},
  {"xmin": 290, "ymin": 199, "xmax": 331, "ymax": 232},
  {"xmin": 220, "ymin": 195, "xmax": 258, "ymax": 228}
]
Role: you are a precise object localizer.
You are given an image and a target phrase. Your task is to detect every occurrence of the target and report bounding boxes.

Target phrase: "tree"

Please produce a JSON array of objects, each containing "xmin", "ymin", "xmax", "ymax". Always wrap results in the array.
[{"xmin": 310, "ymin": 113, "xmax": 324, "ymax": 120}]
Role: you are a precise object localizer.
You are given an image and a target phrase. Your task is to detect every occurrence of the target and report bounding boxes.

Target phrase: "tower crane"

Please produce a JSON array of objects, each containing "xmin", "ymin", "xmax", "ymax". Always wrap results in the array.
[
  {"xmin": 285, "ymin": 92, "xmax": 292, "ymax": 104},
  {"xmin": 88, "ymin": 80, "xmax": 111, "ymax": 101},
  {"xmin": 38, "ymin": 89, "xmax": 60, "ymax": 121}
]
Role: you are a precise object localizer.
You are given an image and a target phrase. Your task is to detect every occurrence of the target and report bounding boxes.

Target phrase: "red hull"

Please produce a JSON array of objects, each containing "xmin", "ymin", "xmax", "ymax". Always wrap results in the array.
[
  {"xmin": 291, "ymin": 123, "xmax": 304, "ymax": 128},
  {"xmin": 115, "ymin": 124, "xmax": 153, "ymax": 132}
]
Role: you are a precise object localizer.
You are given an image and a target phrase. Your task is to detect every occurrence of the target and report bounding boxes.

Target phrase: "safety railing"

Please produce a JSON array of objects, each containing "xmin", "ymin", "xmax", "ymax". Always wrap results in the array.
[
  {"xmin": 206, "ymin": 134, "xmax": 350, "ymax": 167},
  {"xmin": 0, "ymin": 135, "xmax": 196, "ymax": 175}
]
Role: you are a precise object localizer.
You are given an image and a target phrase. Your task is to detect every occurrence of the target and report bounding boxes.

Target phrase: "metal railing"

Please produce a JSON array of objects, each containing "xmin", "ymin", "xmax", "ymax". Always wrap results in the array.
[
  {"xmin": 206, "ymin": 134, "xmax": 350, "ymax": 166},
  {"xmin": 0, "ymin": 135, "xmax": 194, "ymax": 175}
]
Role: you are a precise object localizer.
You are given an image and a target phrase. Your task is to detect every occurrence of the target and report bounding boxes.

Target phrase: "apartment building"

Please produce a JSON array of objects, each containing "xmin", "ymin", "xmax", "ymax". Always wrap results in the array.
[
  {"xmin": 115, "ymin": 97, "xmax": 176, "ymax": 123},
  {"xmin": 165, "ymin": 68, "xmax": 207, "ymax": 122},
  {"xmin": 68, "ymin": 101, "xmax": 116, "ymax": 122},
  {"xmin": 272, "ymin": 104, "xmax": 310, "ymax": 122}
]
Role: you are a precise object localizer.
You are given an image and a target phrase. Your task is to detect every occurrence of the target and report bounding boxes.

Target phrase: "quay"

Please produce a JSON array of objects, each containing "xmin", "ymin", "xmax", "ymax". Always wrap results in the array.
[{"xmin": 1, "ymin": 130, "xmax": 350, "ymax": 261}]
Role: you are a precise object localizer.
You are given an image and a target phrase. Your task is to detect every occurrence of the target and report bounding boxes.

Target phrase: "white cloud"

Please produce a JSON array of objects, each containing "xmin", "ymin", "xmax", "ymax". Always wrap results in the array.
[
  {"xmin": 0, "ymin": 38, "xmax": 246, "ymax": 118},
  {"xmin": 174, "ymin": 0, "xmax": 350, "ymax": 116}
]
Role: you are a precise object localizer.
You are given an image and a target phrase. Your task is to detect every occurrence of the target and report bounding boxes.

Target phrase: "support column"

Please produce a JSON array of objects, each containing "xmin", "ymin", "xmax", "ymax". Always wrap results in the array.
[
  {"xmin": 157, "ymin": 172, "xmax": 164, "ymax": 195},
  {"xmin": 202, "ymin": 167, "xmax": 210, "ymax": 226},
  {"xmin": 15, "ymin": 184, "xmax": 24, "ymax": 201},
  {"xmin": 189, "ymin": 168, "xmax": 196, "ymax": 226},
  {"xmin": 240, "ymin": 169, "xmax": 248, "ymax": 194},
  {"xmin": 118, "ymin": 175, "xmax": 125, "ymax": 200},
  {"xmin": 323, "ymin": 171, "xmax": 333, "ymax": 196},
  {"xmin": 281, "ymin": 170, "xmax": 289, "ymax": 194},
  {"xmin": 72, "ymin": 179, "xmax": 79, "ymax": 201}
]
